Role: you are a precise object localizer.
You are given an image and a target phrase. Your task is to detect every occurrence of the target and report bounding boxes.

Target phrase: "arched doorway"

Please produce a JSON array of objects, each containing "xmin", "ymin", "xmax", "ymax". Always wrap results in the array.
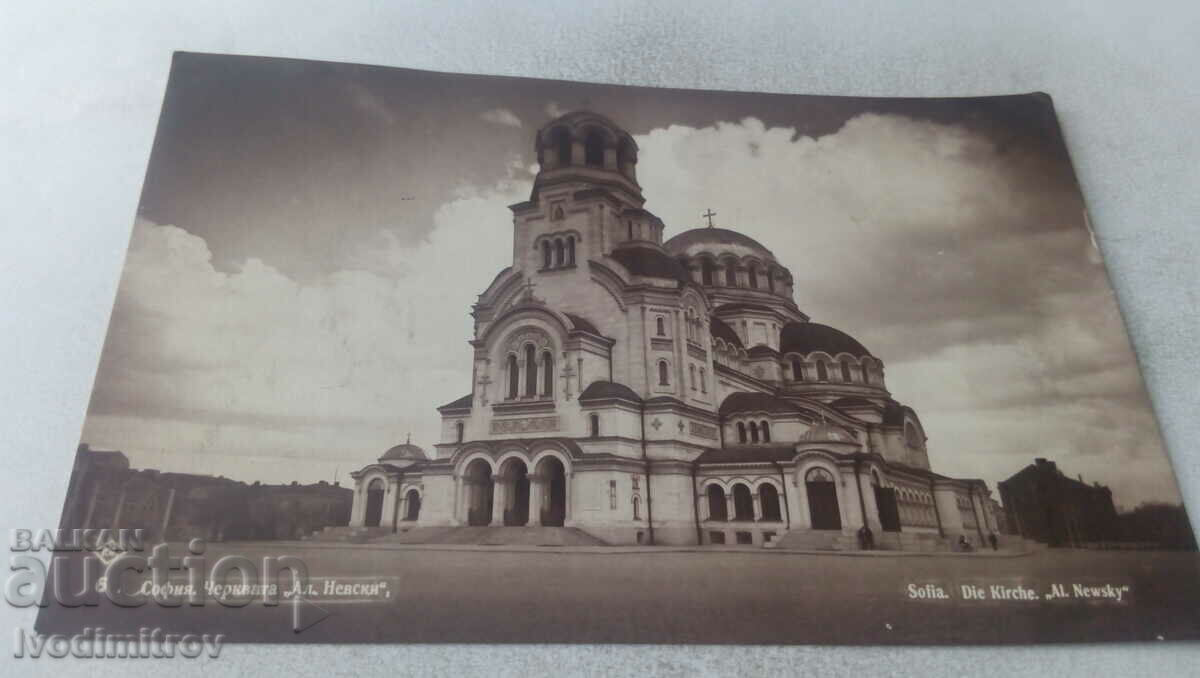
[
  {"xmin": 707, "ymin": 485, "xmax": 728, "ymax": 521},
  {"xmin": 537, "ymin": 456, "xmax": 567, "ymax": 527},
  {"xmin": 404, "ymin": 489, "xmax": 421, "ymax": 521},
  {"xmin": 732, "ymin": 484, "xmax": 755, "ymax": 521},
  {"xmin": 465, "ymin": 459, "xmax": 494, "ymax": 526},
  {"xmin": 760, "ymin": 484, "xmax": 782, "ymax": 522},
  {"xmin": 501, "ymin": 459, "xmax": 531, "ymax": 526},
  {"xmin": 805, "ymin": 467, "xmax": 841, "ymax": 530},
  {"xmin": 364, "ymin": 478, "xmax": 385, "ymax": 528}
]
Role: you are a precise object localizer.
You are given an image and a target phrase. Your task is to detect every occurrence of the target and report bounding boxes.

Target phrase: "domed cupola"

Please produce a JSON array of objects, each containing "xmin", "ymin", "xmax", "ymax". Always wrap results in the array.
[
  {"xmin": 780, "ymin": 322, "xmax": 886, "ymax": 393},
  {"xmin": 378, "ymin": 436, "xmax": 427, "ymax": 467},
  {"xmin": 663, "ymin": 225, "xmax": 801, "ymax": 319},
  {"xmin": 532, "ymin": 111, "xmax": 642, "ymax": 204}
]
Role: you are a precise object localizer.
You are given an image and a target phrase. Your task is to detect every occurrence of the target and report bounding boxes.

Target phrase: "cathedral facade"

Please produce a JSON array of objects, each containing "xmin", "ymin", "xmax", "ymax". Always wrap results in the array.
[{"xmin": 348, "ymin": 111, "xmax": 1000, "ymax": 549}]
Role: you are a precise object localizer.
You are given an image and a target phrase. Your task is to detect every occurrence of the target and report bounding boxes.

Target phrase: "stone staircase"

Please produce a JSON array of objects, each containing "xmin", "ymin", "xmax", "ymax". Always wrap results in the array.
[
  {"xmin": 409, "ymin": 526, "xmax": 609, "ymax": 547},
  {"xmin": 306, "ymin": 526, "xmax": 391, "ymax": 543},
  {"xmin": 308, "ymin": 525, "xmax": 608, "ymax": 547},
  {"xmin": 773, "ymin": 530, "xmax": 858, "ymax": 551}
]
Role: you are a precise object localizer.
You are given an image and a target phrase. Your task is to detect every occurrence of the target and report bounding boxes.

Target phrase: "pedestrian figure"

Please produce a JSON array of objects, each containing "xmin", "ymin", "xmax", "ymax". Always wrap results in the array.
[
  {"xmin": 988, "ymin": 533, "xmax": 999, "ymax": 551},
  {"xmin": 957, "ymin": 535, "xmax": 972, "ymax": 552},
  {"xmin": 858, "ymin": 525, "xmax": 875, "ymax": 550}
]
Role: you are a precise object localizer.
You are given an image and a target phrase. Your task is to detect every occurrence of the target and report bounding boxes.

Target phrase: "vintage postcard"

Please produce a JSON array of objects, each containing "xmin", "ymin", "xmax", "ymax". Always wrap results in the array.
[{"xmin": 30, "ymin": 52, "xmax": 1199, "ymax": 648}]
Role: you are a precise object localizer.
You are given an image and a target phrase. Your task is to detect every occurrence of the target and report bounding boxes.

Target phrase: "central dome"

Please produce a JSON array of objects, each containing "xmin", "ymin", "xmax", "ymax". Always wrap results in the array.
[
  {"xmin": 780, "ymin": 322, "xmax": 872, "ymax": 357},
  {"xmin": 664, "ymin": 228, "xmax": 775, "ymax": 259}
]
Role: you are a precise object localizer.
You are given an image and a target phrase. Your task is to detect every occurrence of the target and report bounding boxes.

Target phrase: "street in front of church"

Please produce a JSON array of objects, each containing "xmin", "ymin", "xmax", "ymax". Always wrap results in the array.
[{"xmin": 34, "ymin": 542, "xmax": 1200, "ymax": 645}]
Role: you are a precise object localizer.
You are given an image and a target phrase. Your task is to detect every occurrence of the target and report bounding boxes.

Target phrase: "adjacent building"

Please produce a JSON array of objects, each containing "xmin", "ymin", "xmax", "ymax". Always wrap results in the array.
[{"xmin": 998, "ymin": 457, "xmax": 1119, "ymax": 547}]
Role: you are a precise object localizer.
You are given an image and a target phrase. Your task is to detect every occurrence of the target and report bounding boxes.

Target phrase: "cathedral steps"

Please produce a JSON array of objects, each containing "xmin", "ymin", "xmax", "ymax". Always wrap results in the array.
[
  {"xmin": 773, "ymin": 530, "xmax": 856, "ymax": 551},
  {"xmin": 412, "ymin": 526, "xmax": 610, "ymax": 547}
]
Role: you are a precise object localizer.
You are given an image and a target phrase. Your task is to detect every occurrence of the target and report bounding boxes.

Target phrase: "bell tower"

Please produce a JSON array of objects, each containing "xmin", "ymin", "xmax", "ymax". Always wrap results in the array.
[{"xmin": 510, "ymin": 111, "xmax": 662, "ymax": 275}]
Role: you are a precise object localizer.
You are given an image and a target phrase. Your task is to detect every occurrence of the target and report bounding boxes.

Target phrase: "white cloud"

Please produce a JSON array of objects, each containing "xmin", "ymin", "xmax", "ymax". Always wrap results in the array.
[
  {"xmin": 85, "ymin": 178, "xmax": 528, "ymax": 479},
  {"xmin": 479, "ymin": 107, "xmax": 522, "ymax": 128},
  {"xmin": 632, "ymin": 115, "xmax": 1177, "ymax": 505}
]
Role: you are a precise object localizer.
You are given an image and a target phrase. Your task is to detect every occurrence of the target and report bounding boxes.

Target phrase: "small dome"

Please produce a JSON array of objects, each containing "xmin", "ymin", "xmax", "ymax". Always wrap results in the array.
[
  {"xmin": 800, "ymin": 422, "xmax": 856, "ymax": 443},
  {"xmin": 780, "ymin": 322, "xmax": 872, "ymax": 357},
  {"xmin": 379, "ymin": 440, "xmax": 426, "ymax": 463},
  {"xmin": 664, "ymin": 228, "xmax": 775, "ymax": 259}
]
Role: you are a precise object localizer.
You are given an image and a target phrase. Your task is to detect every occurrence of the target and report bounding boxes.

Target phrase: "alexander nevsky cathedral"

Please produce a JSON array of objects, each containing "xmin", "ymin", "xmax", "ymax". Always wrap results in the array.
[{"xmin": 347, "ymin": 111, "xmax": 1002, "ymax": 549}]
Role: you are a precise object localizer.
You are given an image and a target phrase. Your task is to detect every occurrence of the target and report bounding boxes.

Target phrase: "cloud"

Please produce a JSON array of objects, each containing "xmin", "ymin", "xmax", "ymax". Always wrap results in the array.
[
  {"xmin": 85, "ymin": 177, "xmax": 528, "ymax": 481},
  {"xmin": 84, "ymin": 111, "xmax": 1179, "ymax": 506},
  {"xmin": 633, "ymin": 115, "xmax": 1176, "ymax": 505},
  {"xmin": 479, "ymin": 107, "xmax": 522, "ymax": 128}
]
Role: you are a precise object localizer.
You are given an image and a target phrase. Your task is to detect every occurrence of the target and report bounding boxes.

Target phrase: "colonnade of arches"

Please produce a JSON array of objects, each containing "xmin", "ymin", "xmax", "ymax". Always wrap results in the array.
[
  {"xmin": 540, "ymin": 123, "xmax": 638, "ymax": 180},
  {"xmin": 733, "ymin": 419, "xmax": 772, "ymax": 443},
  {"xmin": 701, "ymin": 480, "xmax": 785, "ymax": 523},
  {"xmin": 539, "ymin": 235, "xmax": 576, "ymax": 270},
  {"xmin": 680, "ymin": 253, "xmax": 791, "ymax": 295},
  {"xmin": 361, "ymin": 478, "xmax": 422, "ymax": 529},
  {"xmin": 459, "ymin": 453, "xmax": 570, "ymax": 527},
  {"xmin": 505, "ymin": 344, "xmax": 555, "ymax": 400},
  {"xmin": 787, "ymin": 353, "xmax": 881, "ymax": 386}
]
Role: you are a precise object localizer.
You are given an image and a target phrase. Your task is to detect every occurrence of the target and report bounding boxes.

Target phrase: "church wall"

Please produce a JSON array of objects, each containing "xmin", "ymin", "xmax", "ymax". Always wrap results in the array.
[
  {"xmin": 933, "ymin": 484, "xmax": 966, "ymax": 536},
  {"xmin": 417, "ymin": 474, "xmax": 456, "ymax": 526},
  {"xmin": 569, "ymin": 468, "xmax": 648, "ymax": 540},
  {"xmin": 645, "ymin": 471, "xmax": 700, "ymax": 545}
]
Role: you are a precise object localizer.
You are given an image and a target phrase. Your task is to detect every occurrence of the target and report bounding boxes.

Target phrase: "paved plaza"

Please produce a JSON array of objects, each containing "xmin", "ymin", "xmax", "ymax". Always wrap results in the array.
[{"xmin": 36, "ymin": 543, "xmax": 1200, "ymax": 645}]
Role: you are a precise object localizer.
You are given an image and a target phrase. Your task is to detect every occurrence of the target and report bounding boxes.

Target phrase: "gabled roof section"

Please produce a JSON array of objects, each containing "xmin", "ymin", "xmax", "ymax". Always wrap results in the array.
[
  {"xmin": 563, "ymin": 312, "xmax": 600, "ymax": 335},
  {"xmin": 719, "ymin": 392, "xmax": 803, "ymax": 416},
  {"xmin": 437, "ymin": 394, "xmax": 473, "ymax": 412},
  {"xmin": 609, "ymin": 244, "xmax": 691, "ymax": 283},
  {"xmin": 710, "ymin": 316, "xmax": 743, "ymax": 348}
]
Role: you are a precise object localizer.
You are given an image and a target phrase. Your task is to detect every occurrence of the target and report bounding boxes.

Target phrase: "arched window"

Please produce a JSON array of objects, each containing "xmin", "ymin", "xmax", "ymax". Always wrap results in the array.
[
  {"xmin": 584, "ymin": 130, "xmax": 605, "ymax": 167},
  {"xmin": 590, "ymin": 413, "xmax": 600, "ymax": 438},
  {"xmin": 737, "ymin": 422, "xmax": 747, "ymax": 443},
  {"xmin": 689, "ymin": 365, "xmax": 697, "ymax": 390},
  {"xmin": 553, "ymin": 127, "xmax": 571, "ymax": 166},
  {"xmin": 806, "ymin": 467, "xmax": 834, "ymax": 483},
  {"xmin": 566, "ymin": 237, "xmax": 575, "ymax": 266},
  {"xmin": 455, "ymin": 421, "xmax": 464, "ymax": 443},
  {"xmin": 792, "ymin": 359, "xmax": 804, "ymax": 381},
  {"xmin": 750, "ymin": 421, "xmax": 760, "ymax": 443},
  {"xmin": 632, "ymin": 494, "xmax": 641, "ymax": 520},
  {"xmin": 702, "ymin": 260, "xmax": 715, "ymax": 285},
  {"xmin": 506, "ymin": 354, "xmax": 519, "ymax": 399},
  {"xmin": 657, "ymin": 361, "xmax": 670, "ymax": 386},
  {"xmin": 732, "ymin": 484, "xmax": 754, "ymax": 521},
  {"xmin": 554, "ymin": 239, "xmax": 564, "ymax": 267},
  {"xmin": 541, "ymin": 241, "xmax": 552, "ymax": 269},
  {"xmin": 767, "ymin": 269, "xmax": 775, "ymax": 292},
  {"xmin": 760, "ymin": 484, "xmax": 782, "ymax": 522},
  {"xmin": 841, "ymin": 358, "xmax": 853, "ymax": 382},
  {"xmin": 861, "ymin": 360, "xmax": 872, "ymax": 385},
  {"xmin": 761, "ymin": 420, "xmax": 771, "ymax": 442},
  {"xmin": 524, "ymin": 344, "xmax": 538, "ymax": 397},
  {"xmin": 699, "ymin": 368, "xmax": 707, "ymax": 393},
  {"xmin": 656, "ymin": 316, "xmax": 665, "ymax": 336},
  {"xmin": 627, "ymin": 220, "xmax": 634, "ymax": 241},
  {"xmin": 748, "ymin": 267, "xmax": 758, "ymax": 288},
  {"xmin": 542, "ymin": 350, "xmax": 554, "ymax": 397},
  {"xmin": 707, "ymin": 486, "xmax": 728, "ymax": 521},
  {"xmin": 725, "ymin": 261, "xmax": 737, "ymax": 286},
  {"xmin": 817, "ymin": 361, "xmax": 829, "ymax": 382}
]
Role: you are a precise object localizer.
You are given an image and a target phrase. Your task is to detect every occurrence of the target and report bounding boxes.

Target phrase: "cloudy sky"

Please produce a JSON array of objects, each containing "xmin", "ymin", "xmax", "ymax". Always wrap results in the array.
[{"xmin": 81, "ymin": 53, "xmax": 1180, "ymax": 507}]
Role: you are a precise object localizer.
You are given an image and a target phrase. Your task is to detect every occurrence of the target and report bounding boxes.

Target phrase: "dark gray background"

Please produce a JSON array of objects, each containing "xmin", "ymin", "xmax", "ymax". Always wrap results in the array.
[{"xmin": 1, "ymin": 1, "xmax": 1197, "ymax": 676}]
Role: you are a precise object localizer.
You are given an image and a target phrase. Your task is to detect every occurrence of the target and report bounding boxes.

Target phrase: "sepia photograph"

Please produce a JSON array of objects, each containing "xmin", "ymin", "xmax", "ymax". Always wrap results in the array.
[{"xmin": 31, "ymin": 51, "xmax": 1200, "ymax": 646}]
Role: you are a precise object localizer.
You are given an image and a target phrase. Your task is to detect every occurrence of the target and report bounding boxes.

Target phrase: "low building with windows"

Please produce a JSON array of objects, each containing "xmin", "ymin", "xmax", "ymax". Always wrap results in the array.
[
  {"xmin": 998, "ymin": 458, "xmax": 1119, "ymax": 547},
  {"xmin": 348, "ymin": 110, "xmax": 998, "ymax": 549}
]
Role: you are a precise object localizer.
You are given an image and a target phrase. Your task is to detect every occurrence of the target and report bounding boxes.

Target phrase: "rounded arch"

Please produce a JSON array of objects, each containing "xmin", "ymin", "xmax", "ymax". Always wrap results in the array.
[
  {"xmin": 454, "ymin": 448, "xmax": 498, "ymax": 478},
  {"xmin": 402, "ymin": 487, "xmax": 422, "ymax": 521},
  {"xmin": 731, "ymin": 482, "xmax": 755, "ymax": 521}
]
